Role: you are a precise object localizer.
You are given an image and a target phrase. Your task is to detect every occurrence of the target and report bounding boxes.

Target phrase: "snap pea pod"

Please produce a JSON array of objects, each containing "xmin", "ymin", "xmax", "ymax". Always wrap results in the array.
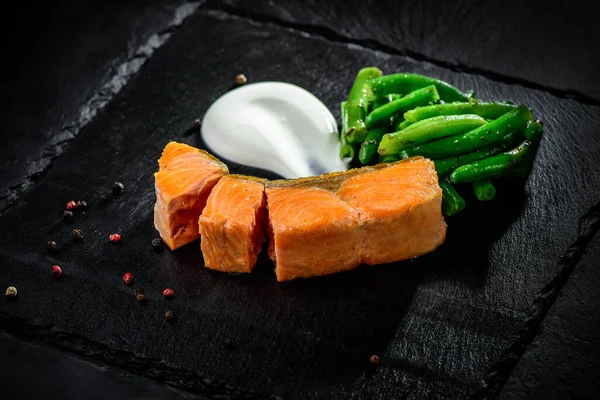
[
  {"xmin": 339, "ymin": 101, "xmax": 355, "ymax": 159},
  {"xmin": 346, "ymin": 67, "xmax": 383, "ymax": 143},
  {"xmin": 366, "ymin": 73, "xmax": 470, "ymax": 102},
  {"xmin": 378, "ymin": 114, "xmax": 487, "ymax": 155},
  {"xmin": 440, "ymin": 179, "xmax": 466, "ymax": 216},
  {"xmin": 433, "ymin": 130, "xmax": 523, "ymax": 177},
  {"xmin": 403, "ymin": 101, "xmax": 516, "ymax": 123},
  {"xmin": 472, "ymin": 178, "xmax": 496, "ymax": 201},
  {"xmin": 410, "ymin": 104, "xmax": 533, "ymax": 159},
  {"xmin": 449, "ymin": 139, "xmax": 537, "ymax": 183},
  {"xmin": 379, "ymin": 153, "xmax": 401, "ymax": 163},
  {"xmin": 365, "ymin": 85, "xmax": 440, "ymax": 128},
  {"xmin": 358, "ymin": 126, "xmax": 388, "ymax": 165}
]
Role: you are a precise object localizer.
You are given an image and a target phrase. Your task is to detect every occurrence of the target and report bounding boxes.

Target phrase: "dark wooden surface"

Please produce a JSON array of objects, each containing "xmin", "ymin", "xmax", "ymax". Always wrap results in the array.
[{"xmin": 1, "ymin": 1, "xmax": 599, "ymax": 399}]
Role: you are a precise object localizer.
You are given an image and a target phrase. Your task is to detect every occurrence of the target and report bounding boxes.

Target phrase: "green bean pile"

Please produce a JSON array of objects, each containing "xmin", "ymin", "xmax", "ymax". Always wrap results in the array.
[{"xmin": 339, "ymin": 68, "xmax": 544, "ymax": 216}]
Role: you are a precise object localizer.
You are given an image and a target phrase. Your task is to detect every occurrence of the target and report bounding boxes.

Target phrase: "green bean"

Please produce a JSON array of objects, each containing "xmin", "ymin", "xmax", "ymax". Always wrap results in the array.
[
  {"xmin": 358, "ymin": 95, "xmax": 404, "ymax": 164},
  {"xmin": 399, "ymin": 150, "xmax": 412, "ymax": 159},
  {"xmin": 378, "ymin": 114, "xmax": 487, "ymax": 155},
  {"xmin": 372, "ymin": 98, "xmax": 388, "ymax": 111},
  {"xmin": 524, "ymin": 120, "xmax": 543, "ymax": 145},
  {"xmin": 403, "ymin": 101, "xmax": 516, "ymax": 123},
  {"xmin": 495, "ymin": 121, "xmax": 543, "ymax": 179},
  {"xmin": 396, "ymin": 119, "xmax": 412, "ymax": 131},
  {"xmin": 440, "ymin": 179, "xmax": 466, "ymax": 216},
  {"xmin": 472, "ymin": 178, "xmax": 496, "ymax": 201},
  {"xmin": 372, "ymin": 93, "xmax": 400, "ymax": 110},
  {"xmin": 388, "ymin": 93, "xmax": 403, "ymax": 102},
  {"xmin": 410, "ymin": 104, "xmax": 533, "ymax": 159},
  {"xmin": 433, "ymin": 130, "xmax": 523, "ymax": 177},
  {"xmin": 497, "ymin": 160, "xmax": 532, "ymax": 179},
  {"xmin": 365, "ymin": 85, "xmax": 439, "ymax": 128},
  {"xmin": 366, "ymin": 73, "xmax": 469, "ymax": 102},
  {"xmin": 449, "ymin": 139, "xmax": 537, "ymax": 183},
  {"xmin": 379, "ymin": 153, "xmax": 401, "ymax": 163},
  {"xmin": 358, "ymin": 127, "xmax": 388, "ymax": 165},
  {"xmin": 346, "ymin": 67, "xmax": 383, "ymax": 143},
  {"xmin": 339, "ymin": 101, "xmax": 355, "ymax": 159}
]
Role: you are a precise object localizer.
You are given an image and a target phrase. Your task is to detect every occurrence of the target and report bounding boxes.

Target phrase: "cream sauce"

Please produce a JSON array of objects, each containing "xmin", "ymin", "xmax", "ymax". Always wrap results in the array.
[{"xmin": 201, "ymin": 82, "xmax": 347, "ymax": 179}]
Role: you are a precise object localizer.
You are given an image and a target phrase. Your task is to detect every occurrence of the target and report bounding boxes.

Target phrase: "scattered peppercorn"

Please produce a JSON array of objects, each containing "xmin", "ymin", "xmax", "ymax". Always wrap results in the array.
[
  {"xmin": 52, "ymin": 265, "xmax": 63, "ymax": 278},
  {"xmin": 162, "ymin": 288, "xmax": 174, "ymax": 298},
  {"xmin": 71, "ymin": 228, "xmax": 84, "ymax": 241},
  {"xmin": 112, "ymin": 182, "xmax": 124, "ymax": 196},
  {"xmin": 136, "ymin": 293, "xmax": 146, "ymax": 303},
  {"xmin": 76, "ymin": 200, "xmax": 87, "ymax": 210},
  {"xmin": 165, "ymin": 310, "xmax": 175, "ymax": 321},
  {"xmin": 223, "ymin": 337, "xmax": 234, "ymax": 348},
  {"xmin": 135, "ymin": 287, "xmax": 145, "ymax": 295},
  {"xmin": 47, "ymin": 240, "xmax": 58, "ymax": 253},
  {"xmin": 192, "ymin": 119, "xmax": 201, "ymax": 128},
  {"xmin": 5, "ymin": 286, "xmax": 17, "ymax": 298},
  {"xmin": 122, "ymin": 273, "xmax": 134, "ymax": 285},
  {"xmin": 235, "ymin": 74, "xmax": 247, "ymax": 85},
  {"xmin": 151, "ymin": 238, "xmax": 164, "ymax": 252},
  {"xmin": 109, "ymin": 233, "xmax": 121, "ymax": 243},
  {"xmin": 63, "ymin": 210, "xmax": 74, "ymax": 222},
  {"xmin": 369, "ymin": 355, "xmax": 381, "ymax": 365},
  {"xmin": 66, "ymin": 200, "xmax": 77, "ymax": 210}
]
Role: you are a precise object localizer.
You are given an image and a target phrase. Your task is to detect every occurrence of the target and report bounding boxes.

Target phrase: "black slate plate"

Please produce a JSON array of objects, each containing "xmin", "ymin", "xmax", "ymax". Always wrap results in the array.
[{"xmin": 1, "ymin": 7, "xmax": 600, "ymax": 400}]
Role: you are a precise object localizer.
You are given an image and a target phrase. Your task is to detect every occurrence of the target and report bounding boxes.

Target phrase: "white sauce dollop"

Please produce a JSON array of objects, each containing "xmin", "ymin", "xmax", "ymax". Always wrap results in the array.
[{"xmin": 201, "ymin": 82, "xmax": 348, "ymax": 179}]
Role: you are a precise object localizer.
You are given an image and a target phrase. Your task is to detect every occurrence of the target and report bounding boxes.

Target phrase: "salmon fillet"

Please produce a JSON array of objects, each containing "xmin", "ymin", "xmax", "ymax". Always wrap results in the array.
[
  {"xmin": 266, "ymin": 157, "xmax": 446, "ymax": 282},
  {"xmin": 199, "ymin": 175, "xmax": 267, "ymax": 273},
  {"xmin": 154, "ymin": 141, "xmax": 228, "ymax": 250}
]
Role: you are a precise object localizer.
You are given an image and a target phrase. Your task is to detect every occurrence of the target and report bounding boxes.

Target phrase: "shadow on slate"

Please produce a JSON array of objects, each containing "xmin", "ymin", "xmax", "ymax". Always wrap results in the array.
[
  {"xmin": 210, "ymin": 0, "xmax": 600, "ymax": 104},
  {"xmin": 0, "ymin": 7, "xmax": 600, "ymax": 400},
  {"xmin": 0, "ymin": 330, "xmax": 206, "ymax": 400}
]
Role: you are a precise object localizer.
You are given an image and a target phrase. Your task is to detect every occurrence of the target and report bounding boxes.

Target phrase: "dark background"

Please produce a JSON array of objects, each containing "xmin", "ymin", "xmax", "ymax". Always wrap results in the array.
[{"xmin": 1, "ymin": 1, "xmax": 599, "ymax": 399}]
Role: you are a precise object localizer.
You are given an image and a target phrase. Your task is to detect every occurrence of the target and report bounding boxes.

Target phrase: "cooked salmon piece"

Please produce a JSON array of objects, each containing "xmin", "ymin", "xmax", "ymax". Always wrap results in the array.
[
  {"xmin": 266, "ymin": 157, "xmax": 446, "ymax": 281},
  {"xmin": 266, "ymin": 186, "xmax": 362, "ymax": 281},
  {"xmin": 154, "ymin": 141, "xmax": 228, "ymax": 250},
  {"xmin": 199, "ymin": 175, "xmax": 267, "ymax": 273}
]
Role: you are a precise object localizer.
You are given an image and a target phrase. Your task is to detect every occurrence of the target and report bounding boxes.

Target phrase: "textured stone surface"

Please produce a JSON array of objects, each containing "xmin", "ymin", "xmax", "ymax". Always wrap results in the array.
[
  {"xmin": 0, "ymin": 0, "xmax": 200, "ymax": 215},
  {"xmin": 0, "ymin": 3, "xmax": 599, "ymax": 400},
  {"xmin": 211, "ymin": 0, "xmax": 600, "ymax": 103},
  {"xmin": 499, "ymin": 232, "xmax": 600, "ymax": 399}
]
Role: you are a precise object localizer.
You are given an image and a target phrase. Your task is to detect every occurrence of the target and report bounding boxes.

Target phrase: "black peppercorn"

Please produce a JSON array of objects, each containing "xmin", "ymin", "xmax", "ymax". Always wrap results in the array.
[
  {"xmin": 165, "ymin": 310, "xmax": 175, "ymax": 321},
  {"xmin": 112, "ymin": 182, "xmax": 124, "ymax": 196},
  {"xmin": 76, "ymin": 200, "xmax": 87, "ymax": 210},
  {"xmin": 369, "ymin": 355, "xmax": 380, "ymax": 365},
  {"xmin": 223, "ymin": 337, "xmax": 234, "ymax": 348},
  {"xmin": 71, "ymin": 228, "xmax": 84, "ymax": 241},
  {"xmin": 151, "ymin": 238, "xmax": 164, "ymax": 252},
  {"xmin": 47, "ymin": 240, "xmax": 58, "ymax": 252},
  {"xmin": 63, "ymin": 210, "xmax": 74, "ymax": 222},
  {"xmin": 136, "ymin": 293, "xmax": 146, "ymax": 303},
  {"xmin": 135, "ymin": 287, "xmax": 145, "ymax": 295}
]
